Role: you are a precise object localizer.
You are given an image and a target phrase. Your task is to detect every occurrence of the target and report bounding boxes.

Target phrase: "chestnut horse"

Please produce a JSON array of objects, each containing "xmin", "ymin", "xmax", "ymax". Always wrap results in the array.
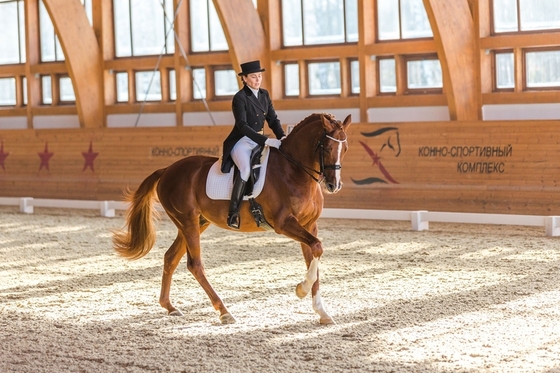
[{"xmin": 112, "ymin": 113, "xmax": 352, "ymax": 324}]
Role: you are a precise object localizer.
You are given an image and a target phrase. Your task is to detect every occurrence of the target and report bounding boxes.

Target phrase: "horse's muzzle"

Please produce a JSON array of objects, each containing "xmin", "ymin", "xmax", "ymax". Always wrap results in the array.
[{"xmin": 325, "ymin": 180, "xmax": 343, "ymax": 194}]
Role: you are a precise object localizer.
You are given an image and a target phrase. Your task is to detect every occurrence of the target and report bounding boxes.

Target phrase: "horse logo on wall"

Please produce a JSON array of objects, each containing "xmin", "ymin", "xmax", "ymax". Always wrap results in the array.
[{"xmin": 352, "ymin": 127, "xmax": 400, "ymax": 185}]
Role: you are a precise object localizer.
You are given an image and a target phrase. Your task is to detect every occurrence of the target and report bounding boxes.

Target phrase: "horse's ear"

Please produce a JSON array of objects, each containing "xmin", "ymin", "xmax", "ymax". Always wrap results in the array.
[
  {"xmin": 342, "ymin": 114, "xmax": 352, "ymax": 130},
  {"xmin": 321, "ymin": 114, "xmax": 335, "ymax": 131}
]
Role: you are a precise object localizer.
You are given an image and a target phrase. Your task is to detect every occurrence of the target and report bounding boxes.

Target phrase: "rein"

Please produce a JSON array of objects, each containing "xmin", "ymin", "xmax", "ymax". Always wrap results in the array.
[{"xmin": 277, "ymin": 130, "xmax": 347, "ymax": 183}]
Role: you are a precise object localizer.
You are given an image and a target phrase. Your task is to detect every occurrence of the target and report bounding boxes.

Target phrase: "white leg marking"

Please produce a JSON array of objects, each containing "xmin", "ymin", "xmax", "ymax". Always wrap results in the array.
[
  {"xmin": 313, "ymin": 291, "xmax": 335, "ymax": 324},
  {"xmin": 298, "ymin": 257, "xmax": 319, "ymax": 297}
]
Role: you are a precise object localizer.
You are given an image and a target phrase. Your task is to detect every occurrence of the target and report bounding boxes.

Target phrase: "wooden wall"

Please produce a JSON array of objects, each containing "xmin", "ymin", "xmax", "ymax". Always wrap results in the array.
[{"xmin": 1, "ymin": 119, "xmax": 560, "ymax": 216}]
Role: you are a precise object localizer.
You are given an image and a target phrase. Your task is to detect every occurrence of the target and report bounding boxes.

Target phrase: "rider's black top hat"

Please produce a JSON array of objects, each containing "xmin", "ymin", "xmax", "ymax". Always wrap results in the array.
[{"xmin": 238, "ymin": 60, "xmax": 266, "ymax": 76}]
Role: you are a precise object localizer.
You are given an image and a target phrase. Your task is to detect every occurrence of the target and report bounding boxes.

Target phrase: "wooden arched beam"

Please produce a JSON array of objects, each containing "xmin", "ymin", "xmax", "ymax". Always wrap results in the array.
[
  {"xmin": 212, "ymin": 0, "xmax": 269, "ymax": 87},
  {"xmin": 42, "ymin": 0, "xmax": 104, "ymax": 128},
  {"xmin": 423, "ymin": 0, "xmax": 480, "ymax": 120}
]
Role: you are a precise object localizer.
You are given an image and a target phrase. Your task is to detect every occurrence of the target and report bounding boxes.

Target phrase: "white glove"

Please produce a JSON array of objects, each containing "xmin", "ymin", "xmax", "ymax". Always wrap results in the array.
[{"xmin": 265, "ymin": 138, "xmax": 282, "ymax": 149}]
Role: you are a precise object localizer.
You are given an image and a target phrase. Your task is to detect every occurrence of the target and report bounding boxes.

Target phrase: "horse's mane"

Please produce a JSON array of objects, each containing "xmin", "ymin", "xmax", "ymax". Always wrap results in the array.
[{"xmin": 286, "ymin": 113, "xmax": 336, "ymax": 138}]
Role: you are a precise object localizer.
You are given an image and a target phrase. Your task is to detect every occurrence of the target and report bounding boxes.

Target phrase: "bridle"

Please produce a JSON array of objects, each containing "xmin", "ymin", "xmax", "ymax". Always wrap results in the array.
[{"xmin": 278, "ymin": 130, "xmax": 347, "ymax": 183}]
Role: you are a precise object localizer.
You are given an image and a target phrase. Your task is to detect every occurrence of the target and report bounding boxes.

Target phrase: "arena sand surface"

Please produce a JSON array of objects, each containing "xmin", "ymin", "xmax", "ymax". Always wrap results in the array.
[{"xmin": 1, "ymin": 206, "xmax": 560, "ymax": 373}]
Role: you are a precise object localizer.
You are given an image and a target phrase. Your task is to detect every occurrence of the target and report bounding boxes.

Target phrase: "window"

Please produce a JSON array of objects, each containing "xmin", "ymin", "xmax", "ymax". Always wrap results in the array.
[
  {"xmin": 308, "ymin": 61, "xmax": 341, "ymax": 95},
  {"xmin": 0, "ymin": 0, "xmax": 25, "ymax": 65},
  {"xmin": 493, "ymin": 0, "xmax": 560, "ymax": 33},
  {"xmin": 0, "ymin": 77, "xmax": 16, "ymax": 106},
  {"xmin": 377, "ymin": 0, "xmax": 433, "ymax": 41},
  {"xmin": 40, "ymin": 0, "xmax": 64, "ymax": 62},
  {"xmin": 192, "ymin": 68, "xmax": 207, "ymax": 99},
  {"xmin": 135, "ymin": 71, "xmax": 162, "ymax": 101},
  {"xmin": 114, "ymin": 0, "xmax": 175, "ymax": 57},
  {"xmin": 282, "ymin": 0, "xmax": 358, "ymax": 47},
  {"xmin": 525, "ymin": 49, "xmax": 560, "ymax": 89},
  {"xmin": 59, "ymin": 76, "xmax": 76, "ymax": 102},
  {"xmin": 284, "ymin": 63, "xmax": 300, "ymax": 97},
  {"xmin": 42, "ymin": 75, "xmax": 52, "ymax": 104},
  {"xmin": 169, "ymin": 69, "xmax": 176, "ymax": 101},
  {"xmin": 214, "ymin": 69, "xmax": 237, "ymax": 97},
  {"xmin": 190, "ymin": 0, "xmax": 228, "ymax": 52},
  {"xmin": 350, "ymin": 60, "xmax": 360, "ymax": 94},
  {"xmin": 39, "ymin": 0, "xmax": 91, "ymax": 62},
  {"xmin": 378, "ymin": 57, "xmax": 397, "ymax": 93},
  {"xmin": 405, "ymin": 56, "xmax": 442, "ymax": 92},
  {"xmin": 116, "ymin": 72, "xmax": 129, "ymax": 102},
  {"xmin": 495, "ymin": 51, "xmax": 514, "ymax": 90},
  {"xmin": 22, "ymin": 76, "xmax": 27, "ymax": 105}
]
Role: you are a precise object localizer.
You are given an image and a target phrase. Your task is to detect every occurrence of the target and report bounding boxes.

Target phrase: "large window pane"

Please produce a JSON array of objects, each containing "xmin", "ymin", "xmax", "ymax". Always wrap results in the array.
[
  {"xmin": 303, "ymin": 0, "xmax": 345, "ymax": 45},
  {"xmin": 208, "ymin": 1, "xmax": 227, "ymax": 50},
  {"xmin": 135, "ymin": 71, "xmax": 162, "ymax": 101},
  {"xmin": 0, "ymin": 1, "xmax": 25, "ymax": 65},
  {"xmin": 496, "ymin": 52, "xmax": 515, "ymax": 89},
  {"xmin": 59, "ymin": 76, "xmax": 76, "ymax": 102},
  {"xmin": 190, "ymin": 0, "xmax": 227, "ymax": 52},
  {"xmin": 284, "ymin": 63, "xmax": 300, "ymax": 96},
  {"xmin": 131, "ymin": 0, "xmax": 167, "ymax": 55},
  {"xmin": 282, "ymin": 0, "xmax": 356, "ymax": 46},
  {"xmin": 116, "ymin": 72, "xmax": 129, "ymax": 102},
  {"xmin": 345, "ymin": 0, "xmax": 359, "ymax": 42},
  {"xmin": 308, "ymin": 61, "xmax": 341, "ymax": 95},
  {"xmin": 192, "ymin": 68, "xmax": 206, "ymax": 99},
  {"xmin": 519, "ymin": 0, "xmax": 560, "ymax": 31},
  {"xmin": 407, "ymin": 59, "xmax": 442, "ymax": 89},
  {"xmin": 401, "ymin": 0, "xmax": 432, "ymax": 38},
  {"xmin": 40, "ymin": 0, "xmax": 63, "ymax": 62},
  {"xmin": 114, "ymin": 0, "xmax": 174, "ymax": 57},
  {"xmin": 377, "ymin": 0, "xmax": 400, "ymax": 40},
  {"xmin": 114, "ymin": 0, "xmax": 132, "ymax": 56},
  {"xmin": 214, "ymin": 69, "xmax": 237, "ymax": 97},
  {"xmin": 379, "ymin": 58, "xmax": 397, "ymax": 93},
  {"xmin": 282, "ymin": 0, "xmax": 303, "ymax": 46},
  {"xmin": 493, "ymin": 0, "xmax": 518, "ymax": 33},
  {"xmin": 526, "ymin": 50, "xmax": 560, "ymax": 88},
  {"xmin": 0, "ymin": 77, "xmax": 16, "ymax": 106}
]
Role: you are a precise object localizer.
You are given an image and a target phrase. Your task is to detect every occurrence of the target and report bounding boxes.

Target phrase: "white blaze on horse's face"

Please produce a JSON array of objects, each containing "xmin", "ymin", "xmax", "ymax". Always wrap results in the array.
[{"xmin": 324, "ymin": 131, "xmax": 347, "ymax": 194}]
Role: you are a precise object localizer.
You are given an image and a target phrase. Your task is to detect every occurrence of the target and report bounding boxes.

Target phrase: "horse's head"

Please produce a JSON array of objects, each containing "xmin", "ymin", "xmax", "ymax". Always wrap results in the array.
[{"xmin": 318, "ymin": 114, "xmax": 351, "ymax": 194}]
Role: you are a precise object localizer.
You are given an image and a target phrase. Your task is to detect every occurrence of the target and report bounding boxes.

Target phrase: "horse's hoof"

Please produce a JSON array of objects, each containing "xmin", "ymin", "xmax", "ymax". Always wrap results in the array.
[
  {"xmin": 219, "ymin": 313, "xmax": 236, "ymax": 324},
  {"xmin": 295, "ymin": 283, "xmax": 308, "ymax": 299},
  {"xmin": 320, "ymin": 316, "xmax": 336, "ymax": 325},
  {"xmin": 168, "ymin": 310, "xmax": 184, "ymax": 317}
]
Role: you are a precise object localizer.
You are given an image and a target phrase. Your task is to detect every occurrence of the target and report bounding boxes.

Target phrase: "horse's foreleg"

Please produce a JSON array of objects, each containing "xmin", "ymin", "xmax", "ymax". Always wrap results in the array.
[
  {"xmin": 295, "ymin": 256, "xmax": 318, "ymax": 298},
  {"xmin": 160, "ymin": 235, "xmax": 186, "ymax": 316},
  {"xmin": 278, "ymin": 218, "xmax": 335, "ymax": 324}
]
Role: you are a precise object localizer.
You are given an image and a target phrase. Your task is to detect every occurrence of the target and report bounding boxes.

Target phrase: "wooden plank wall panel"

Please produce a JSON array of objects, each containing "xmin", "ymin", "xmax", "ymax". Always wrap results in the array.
[{"xmin": 1, "ymin": 119, "xmax": 560, "ymax": 215}]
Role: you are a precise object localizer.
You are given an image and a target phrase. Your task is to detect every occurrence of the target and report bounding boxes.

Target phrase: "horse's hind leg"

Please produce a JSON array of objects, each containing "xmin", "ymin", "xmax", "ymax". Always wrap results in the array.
[
  {"xmin": 160, "ymin": 234, "xmax": 187, "ymax": 316},
  {"xmin": 182, "ymin": 217, "xmax": 236, "ymax": 324}
]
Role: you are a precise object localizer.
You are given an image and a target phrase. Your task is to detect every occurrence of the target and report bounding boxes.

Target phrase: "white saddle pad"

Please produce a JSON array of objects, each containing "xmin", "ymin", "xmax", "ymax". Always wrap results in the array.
[{"xmin": 206, "ymin": 147, "xmax": 270, "ymax": 200}]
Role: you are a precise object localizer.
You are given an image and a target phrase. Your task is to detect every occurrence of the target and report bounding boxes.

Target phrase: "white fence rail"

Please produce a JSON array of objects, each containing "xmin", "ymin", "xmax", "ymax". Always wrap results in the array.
[{"xmin": 2, "ymin": 197, "xmax": 560, "ymax": 236}]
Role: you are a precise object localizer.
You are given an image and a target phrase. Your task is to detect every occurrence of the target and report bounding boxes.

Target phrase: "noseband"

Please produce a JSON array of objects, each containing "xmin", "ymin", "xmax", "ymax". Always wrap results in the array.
[{"xmin": 279, "ymin": 130, "xmax": 347, "ymax": 183}]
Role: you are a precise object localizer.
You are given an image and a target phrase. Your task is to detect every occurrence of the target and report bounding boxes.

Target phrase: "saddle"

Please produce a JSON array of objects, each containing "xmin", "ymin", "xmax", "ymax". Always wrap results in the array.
[
  {"xmin": 205, "ymin": 147, "xmax": 274, "ymax": 230},
  {"xmin": 233, "ymin": 147, "xmax": 274, "ymax": 231}
]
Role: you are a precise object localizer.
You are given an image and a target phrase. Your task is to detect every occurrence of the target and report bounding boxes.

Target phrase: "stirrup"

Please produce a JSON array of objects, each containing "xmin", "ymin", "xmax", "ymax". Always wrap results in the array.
[{"xmin": 227, "ymin": 211, "xmax": 240, "ymax": 229}]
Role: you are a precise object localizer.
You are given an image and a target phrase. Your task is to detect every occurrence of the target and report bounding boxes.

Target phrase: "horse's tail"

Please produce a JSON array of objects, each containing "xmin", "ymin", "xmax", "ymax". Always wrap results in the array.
[{"xmin": 112, "ymin": 168, "xmax": 166, "ymax": 260}]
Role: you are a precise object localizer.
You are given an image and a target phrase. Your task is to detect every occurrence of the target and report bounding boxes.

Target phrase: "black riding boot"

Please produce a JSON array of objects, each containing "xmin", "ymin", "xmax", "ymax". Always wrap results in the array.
[{"xmin": 227, "ymin": 178, "xmax": 247, "ymax": 229}]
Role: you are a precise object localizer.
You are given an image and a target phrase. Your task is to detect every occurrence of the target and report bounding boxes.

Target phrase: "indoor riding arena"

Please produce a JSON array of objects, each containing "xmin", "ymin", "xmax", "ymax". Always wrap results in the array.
[{"xmin": 2, "ymin": 1, "xmax": 560, "ymax": 372}]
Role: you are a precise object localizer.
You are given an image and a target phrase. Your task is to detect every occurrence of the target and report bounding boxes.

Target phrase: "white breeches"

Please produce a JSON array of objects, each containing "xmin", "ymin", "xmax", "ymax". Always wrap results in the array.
[{"xmin": 231, "ymin": 136, "xmax": 259, "ymax": 181}]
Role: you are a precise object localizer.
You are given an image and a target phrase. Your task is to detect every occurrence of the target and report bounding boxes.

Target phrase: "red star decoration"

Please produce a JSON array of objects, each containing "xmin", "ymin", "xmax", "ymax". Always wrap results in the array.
[
  {"xmin": 0, "ymin": 141, "xmax": 9, "ymax": 171},
  {"xmin": 38, "ymin": 142, "xmax": 54, "ymax": 171},
  {"xmin": 82, "ymin": 141, "xmax": 99, "ymax": 172}
]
